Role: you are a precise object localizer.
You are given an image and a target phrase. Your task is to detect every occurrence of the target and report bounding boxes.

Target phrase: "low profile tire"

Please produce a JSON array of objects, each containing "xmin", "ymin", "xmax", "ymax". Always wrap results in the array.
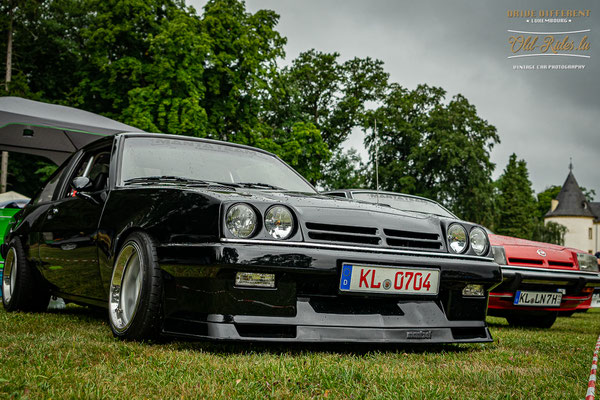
[
  {"xmin": 108, "ymin": 231, "xmax": 163, "ymax": 340},
  {"xmin": 2, "ymin": 237, "xmax": 50, "ymax": 312},
  {"xmin": 506, "ymin": 311, "xmax": 558, "ymax": 329}
]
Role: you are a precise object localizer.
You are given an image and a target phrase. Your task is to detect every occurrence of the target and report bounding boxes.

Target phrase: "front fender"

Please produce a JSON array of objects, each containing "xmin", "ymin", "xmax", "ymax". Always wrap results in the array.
[{"xmin": 97, "ymin": 187, "xmax": 222, "ymax": 295}]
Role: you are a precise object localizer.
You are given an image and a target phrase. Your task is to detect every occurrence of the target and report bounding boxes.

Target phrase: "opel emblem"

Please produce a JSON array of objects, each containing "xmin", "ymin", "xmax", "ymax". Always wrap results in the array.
[
  {"xmin": 383, "ymin": 279, "xmax": 392, "ymax": 290},
  {"xmin": 537, "ymin": 249, "xmax": 547, "ymax": 257}
]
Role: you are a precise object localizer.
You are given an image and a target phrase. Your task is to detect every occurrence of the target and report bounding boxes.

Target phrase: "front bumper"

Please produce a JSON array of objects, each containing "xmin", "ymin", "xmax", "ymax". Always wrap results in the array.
[
  {"xmin": 488, "ymin": 265, "xmax": 600, "ymax": 313},
  {"xmin": 156, "ymin": 242, "xmax": 501, "ymax": 343}
]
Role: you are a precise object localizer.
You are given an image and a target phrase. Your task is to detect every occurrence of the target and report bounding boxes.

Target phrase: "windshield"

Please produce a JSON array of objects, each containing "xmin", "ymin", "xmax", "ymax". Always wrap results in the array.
[
  {"xmin": 119, "ymin": 137, "xmax": 316, "ymax": 193},
  {"xmin": 352, "ymin": 192, "xmax": 456, "ymax": 218}
]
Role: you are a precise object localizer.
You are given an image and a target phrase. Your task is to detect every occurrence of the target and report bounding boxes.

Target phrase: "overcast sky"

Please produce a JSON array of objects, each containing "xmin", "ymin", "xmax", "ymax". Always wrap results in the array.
[{"xmin": 189, "ymin": 0, "xmax": 599, "ymax": 199}]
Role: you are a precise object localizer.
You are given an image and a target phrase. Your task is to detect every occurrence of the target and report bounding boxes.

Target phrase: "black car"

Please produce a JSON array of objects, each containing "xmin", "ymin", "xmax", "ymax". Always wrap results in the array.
[{"xmin": 2, "ymin": 134, "xmax": 501, "ymax": 343}]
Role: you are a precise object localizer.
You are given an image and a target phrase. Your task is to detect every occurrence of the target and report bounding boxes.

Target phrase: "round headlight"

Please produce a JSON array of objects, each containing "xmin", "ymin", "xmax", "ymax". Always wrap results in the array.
[
  {"xmin": 226, "ymin": 204, "xmax": 257, "ymax": 238},
  {"xmin": 469, "ymin": 227, "xmax": 488, "ymax": 255},
  {"xmin": 264, "ymin": 206, "xmax": 294, "ymax": 240},
  {"xmin": 447, "ymin": 224, "xmax": 468, "ymax": 253}
]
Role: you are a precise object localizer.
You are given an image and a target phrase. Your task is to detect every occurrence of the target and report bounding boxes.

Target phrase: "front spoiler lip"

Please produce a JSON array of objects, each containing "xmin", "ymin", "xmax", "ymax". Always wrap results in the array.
[
  {"xmin": 161, "ymin": 323, "xmax": 493, "ymax": 343},
  {"xmin": 161, "ymin": 301, "xmax": 493, "ymax": 344}
]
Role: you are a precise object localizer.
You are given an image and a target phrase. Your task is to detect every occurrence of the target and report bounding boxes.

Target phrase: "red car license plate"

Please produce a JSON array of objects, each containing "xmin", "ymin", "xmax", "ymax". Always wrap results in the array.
[
  {"xmin": 339, "ymin": 263, "xmax": 440, "ymax": 295},
  {"xmin": 513, "ymin": 291, "xmax": 562, "ymax": 307}
]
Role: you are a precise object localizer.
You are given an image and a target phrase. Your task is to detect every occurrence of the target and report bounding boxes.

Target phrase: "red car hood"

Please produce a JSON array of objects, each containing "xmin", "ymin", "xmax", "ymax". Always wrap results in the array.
[{"xmin": 489, "ymin": 234, "xmax": 577, "ymax": 271}]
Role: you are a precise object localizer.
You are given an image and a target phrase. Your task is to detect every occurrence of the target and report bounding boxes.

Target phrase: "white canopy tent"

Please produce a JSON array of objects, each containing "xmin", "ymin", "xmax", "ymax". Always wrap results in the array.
[{"xmin": 0, "ymin": 97, "xmax": 144, "ymax": 165}]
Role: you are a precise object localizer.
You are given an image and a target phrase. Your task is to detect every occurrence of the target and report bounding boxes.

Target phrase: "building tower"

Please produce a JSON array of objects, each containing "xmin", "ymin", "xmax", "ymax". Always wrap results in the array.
[{"xmin": 544, "ymin": 162, "xmax": 599, "ymax": 253}]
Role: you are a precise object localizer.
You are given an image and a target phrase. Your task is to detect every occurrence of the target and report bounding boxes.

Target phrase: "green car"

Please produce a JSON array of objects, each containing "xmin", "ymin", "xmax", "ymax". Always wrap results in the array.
[{"xmin": 0, "ymin": 198, "xmax": 29, "ymax": 299}]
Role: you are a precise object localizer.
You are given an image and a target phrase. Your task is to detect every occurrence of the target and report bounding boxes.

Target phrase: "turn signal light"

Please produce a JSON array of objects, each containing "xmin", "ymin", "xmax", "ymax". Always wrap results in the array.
[
  {"xmin": 462, "ymin": 284, "xmax": 485, "ymax": 297},
  {"xmin": 235, "ymin": 272, "xmax": 275, "ymax": 288}
]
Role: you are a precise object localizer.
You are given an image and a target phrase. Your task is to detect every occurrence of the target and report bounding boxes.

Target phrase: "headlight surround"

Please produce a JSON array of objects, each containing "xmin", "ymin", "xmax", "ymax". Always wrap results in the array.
[
  {"xmin": 447, "ymin": 224, "xmax": 468, "ymax": 253},
  {"xmin": 469, "ymin": 227, "xmax": 489, "ymax": 256},
  {"xmin": 226, "ymin": 203, "xmax": 258, "ymax": 238},
  {"xmin": 492, "ymin": 246, "xmax": 507, "ymax": 265},
  {"xmin": 264, "ymin": 205, "xmax": 294, "ymax": 240}
]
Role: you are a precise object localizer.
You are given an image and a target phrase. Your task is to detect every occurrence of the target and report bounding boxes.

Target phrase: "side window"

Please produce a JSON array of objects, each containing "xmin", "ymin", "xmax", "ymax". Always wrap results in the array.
[
  {"xmin": 327, "ymin": 192, "xmax": 349, "ymax": 198},
  {"xmin": 65, "ymin": 150, "xmax": 111, "ymax": 198},
  {"xmin": 33, "ymin": 167, "xmax": 65, "ymax": 205}
]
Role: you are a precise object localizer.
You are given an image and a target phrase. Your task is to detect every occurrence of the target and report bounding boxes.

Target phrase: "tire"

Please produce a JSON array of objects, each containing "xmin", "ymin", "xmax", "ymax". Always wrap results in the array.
[
  {"xmin": 506, "ymin": 311, "xmax": 558, "ymax": 329},
  {"xmin": 108, "ymin": 231, "xmax": 163, "ymax": 340},
  {"xmin": 2, "ymin": 237, "xmax": 50, "ymax": 312},
  {"xmin": 560, "ymin": 310, "xmax": 576, "ymax": 317}
]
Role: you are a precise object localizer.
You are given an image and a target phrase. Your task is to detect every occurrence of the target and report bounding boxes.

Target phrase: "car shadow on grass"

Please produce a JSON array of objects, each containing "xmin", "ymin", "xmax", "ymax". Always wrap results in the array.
[
  {"xmin": 166, "ymin": 338, "xmax": 484, "ymax": 356},
  {"xmin": 45, "ymin": 304, "xmax": 107, "ymax": 323}
]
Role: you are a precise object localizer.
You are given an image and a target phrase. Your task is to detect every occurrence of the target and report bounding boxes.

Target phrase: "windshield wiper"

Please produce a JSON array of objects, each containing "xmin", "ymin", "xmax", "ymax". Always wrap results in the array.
[
  {"xmin": 237, "ymin": 182, "xmax": 284, "ymax": 190},
  {"xmin": 123, "ymin": 176, "xmax": 211, "ymax": 186}
]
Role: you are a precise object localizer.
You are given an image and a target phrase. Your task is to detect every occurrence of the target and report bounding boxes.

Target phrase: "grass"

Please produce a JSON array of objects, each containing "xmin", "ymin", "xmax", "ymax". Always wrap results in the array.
[{"xmin": 0, "ymin": 306, "xmax": 598, "ymax": 400}]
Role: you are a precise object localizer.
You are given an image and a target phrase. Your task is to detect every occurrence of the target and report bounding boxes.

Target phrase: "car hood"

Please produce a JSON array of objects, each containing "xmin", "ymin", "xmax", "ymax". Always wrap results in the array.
[
  {"xmin": 189, "ymin": 187, "xmax": 451, "ymax": 253},
  {"xmin": 489, "ymin": 234, "xmax": 577, "ymax": 270},
  {"xmin": 192, "ymin": 187, "xmax": 433, "ymax": 218}
]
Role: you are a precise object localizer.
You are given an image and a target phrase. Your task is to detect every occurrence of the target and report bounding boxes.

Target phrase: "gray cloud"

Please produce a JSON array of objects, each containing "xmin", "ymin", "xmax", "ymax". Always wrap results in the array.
[{"xmin": 189, "ymin": 0, "xmax": 599, "ymax": 198}]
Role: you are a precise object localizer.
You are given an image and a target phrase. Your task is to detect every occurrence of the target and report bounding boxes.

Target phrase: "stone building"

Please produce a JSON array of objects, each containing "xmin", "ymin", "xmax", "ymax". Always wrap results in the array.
[{"xmin": 544, "ymin": 165, "xmax": 599, "ymax": 253}]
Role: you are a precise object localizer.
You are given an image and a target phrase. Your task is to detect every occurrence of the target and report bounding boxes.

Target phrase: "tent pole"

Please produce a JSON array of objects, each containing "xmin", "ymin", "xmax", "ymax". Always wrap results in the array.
[
  {"xmin": 1, "ymin": 5, "xmax": 13, "ymax": 193},
  {"xmin": 0, "ymin": 152, "xmax": 7, "ymax": 193}
]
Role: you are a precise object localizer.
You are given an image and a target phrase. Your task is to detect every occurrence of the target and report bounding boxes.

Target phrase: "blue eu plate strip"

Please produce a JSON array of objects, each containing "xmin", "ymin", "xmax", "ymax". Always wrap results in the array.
[
  {"xmin": 340, "ymin": 264, "xmax": 353, "ymax": 290},
  {"xmin": 513, "ymin": 290, "xmax": 521, "ymax": 305}
]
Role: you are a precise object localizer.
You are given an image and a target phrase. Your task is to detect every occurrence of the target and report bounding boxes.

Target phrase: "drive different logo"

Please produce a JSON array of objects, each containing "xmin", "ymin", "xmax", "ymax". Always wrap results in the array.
[{"xmin": 506, "ymin": 9, "xmax": 591, "ymax": 71}]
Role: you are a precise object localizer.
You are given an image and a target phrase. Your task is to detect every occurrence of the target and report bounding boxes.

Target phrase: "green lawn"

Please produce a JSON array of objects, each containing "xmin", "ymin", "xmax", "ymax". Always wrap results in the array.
[{"xmin": 0, "ymin": 306, "xmax": 598, "ymax": 399}]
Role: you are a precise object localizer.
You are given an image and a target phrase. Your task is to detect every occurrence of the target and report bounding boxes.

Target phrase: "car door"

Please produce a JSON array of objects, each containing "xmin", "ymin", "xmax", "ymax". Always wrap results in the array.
[{"xmin": 38, "ymin": 145, "xmax": 112, "ymax": 301}]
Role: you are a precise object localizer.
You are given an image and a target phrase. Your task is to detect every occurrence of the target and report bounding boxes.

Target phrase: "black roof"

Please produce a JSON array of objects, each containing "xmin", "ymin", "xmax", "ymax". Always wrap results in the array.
[
  {"xmin": 590, "ymin": 202, "xmax": 600, "ymax": 222},
  {"xmin": 545, "ymin": 171, "xmax": 595, "ymax": 218}
]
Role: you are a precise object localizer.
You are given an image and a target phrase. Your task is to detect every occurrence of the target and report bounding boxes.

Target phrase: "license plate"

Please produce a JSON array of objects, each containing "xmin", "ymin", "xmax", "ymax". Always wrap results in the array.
[
  {"xmin": 591, "ymin": 293, "xmax": 600, "ymax": 308},
  {"xmin": 339, "ymin": 263, "xmax": 440, "ymax": 295},
  {"xmin": 513, "ymin": 290, "xmax": 562, "ymax": 307}
]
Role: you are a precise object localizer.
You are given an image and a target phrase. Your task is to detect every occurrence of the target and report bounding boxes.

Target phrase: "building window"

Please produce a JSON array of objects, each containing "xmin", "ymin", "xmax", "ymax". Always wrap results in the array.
[{"xmin": 589, "ymin": 228, "xmax": 593, "ymax": 240}]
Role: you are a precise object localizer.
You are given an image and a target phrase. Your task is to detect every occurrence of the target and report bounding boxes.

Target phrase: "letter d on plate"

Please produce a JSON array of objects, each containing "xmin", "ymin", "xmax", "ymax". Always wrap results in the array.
[{"xmin": 340, "ymin": 264, "xmax": 353, "ymax": 290}]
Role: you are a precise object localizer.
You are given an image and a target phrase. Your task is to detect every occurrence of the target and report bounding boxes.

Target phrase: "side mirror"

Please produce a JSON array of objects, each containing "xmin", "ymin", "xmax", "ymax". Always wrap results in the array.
[{"xmin": 71, "ymin": 176, "xmax": 92, "ymax": 191}]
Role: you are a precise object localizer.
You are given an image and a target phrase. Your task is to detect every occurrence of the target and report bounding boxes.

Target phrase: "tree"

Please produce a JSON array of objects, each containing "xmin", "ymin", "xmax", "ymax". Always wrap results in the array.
[
  {"xmin": 364, "ymin": 84, "xmax": 499, "ymax": 226},
  {"xmin": 1, "ymin": 0, "xmax": 333, "ymax": 190},
  {"xmin": 531, "ymin": 221, "xmax": 567, "ymax": 245},
  {"xmin": 495, "ymin": 154, "xmax": 537, "ymax": 239},
  {"xmin": 198, "ymin": 0, "xmax": 286, "ymax": 142},
  {"xmin": 536, "ymin": 185, "xmax": 561, "ymax": 219},
  {"xmin": 266, "ymin": 50, "xmax": 389, "ymax": 151},
  {"xmin": 321, "ymin": 148, "xmax": 369, "ymax": 191}
]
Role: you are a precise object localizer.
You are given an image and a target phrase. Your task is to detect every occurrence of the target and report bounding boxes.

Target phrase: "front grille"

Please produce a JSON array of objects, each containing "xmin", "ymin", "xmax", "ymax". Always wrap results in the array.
[
  {"xmin": 548, "ymin": 261, "xmax": 574, "ymax": 268},
  {"xmin": 385, "ymin": 228, "xmax": 442, "ymax": 250},
  {"xmin": 304, "ymin": 222, "xmax": 444, "ymax": 251},
  {"xmin": 508, "ymin": 258, "xmax": 543, "ymax": 265},
  {"xmin": 306, "ymin": 222, "xmax": 381, "ymax": 245}
]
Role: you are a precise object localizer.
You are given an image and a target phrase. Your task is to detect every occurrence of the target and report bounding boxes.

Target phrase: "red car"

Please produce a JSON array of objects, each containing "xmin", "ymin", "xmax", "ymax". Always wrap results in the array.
[{"xmin": 488, "ymin": 235, "xmax": 600, "ymax": 328}]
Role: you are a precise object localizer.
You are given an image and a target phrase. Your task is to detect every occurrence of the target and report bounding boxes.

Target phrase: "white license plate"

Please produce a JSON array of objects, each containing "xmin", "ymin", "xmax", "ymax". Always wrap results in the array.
[
  {"xmin": 591, "ymin": 293, "xmax": 600, "ymax": 308},
  {"xmin": 513, "ymin": 290, "xmax": 562, "ymax": 307},
  {"xmin": 339, "ymin": 263, "xmax": 440, "ymax": 295}
]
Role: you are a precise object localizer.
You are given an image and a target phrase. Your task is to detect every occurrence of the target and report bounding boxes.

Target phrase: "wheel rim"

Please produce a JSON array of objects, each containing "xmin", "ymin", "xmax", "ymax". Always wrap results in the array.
[
  {"xmin": 2, "ymin": 248, "xmax": 17, "ymax": 303},
  {"xmin": 109, "ymin": 242, "xmax": 144, "ymax": 332}
]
